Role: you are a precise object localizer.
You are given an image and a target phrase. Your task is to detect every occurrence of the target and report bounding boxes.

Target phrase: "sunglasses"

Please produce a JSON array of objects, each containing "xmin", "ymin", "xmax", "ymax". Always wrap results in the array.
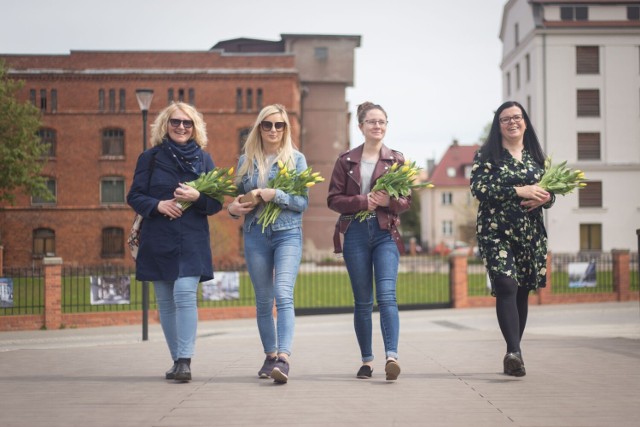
[
  {"xmin": 260, "ymin": 121, "xmax": 286, "ymax": 132},
  {"xmin": 169, "ymin": 118, "xmax": 194, "ymax": 129}
]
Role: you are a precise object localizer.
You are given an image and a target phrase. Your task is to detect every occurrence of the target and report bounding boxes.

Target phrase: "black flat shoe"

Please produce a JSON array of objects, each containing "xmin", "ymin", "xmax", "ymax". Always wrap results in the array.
[
  {"xmin": 165, "ymin": 361, "xmax": 178, "ymax": 380},
  {"xmin": 503, "ymin": 352, "xmax": 526, "ymax": 377},
  {"xmin": 174, "ymin": 360, "xmax": 192, "ymax": 382},
  {"xmin": 356, "ymin": 365, "xmax": 373, "ymax": 379}
]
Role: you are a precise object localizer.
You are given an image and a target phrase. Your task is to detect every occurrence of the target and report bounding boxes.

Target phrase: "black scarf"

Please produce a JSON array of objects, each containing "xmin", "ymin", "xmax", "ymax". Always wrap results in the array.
[{"xmin": 162, "ymin": 138, "xmax": 203, "ymax": 175}]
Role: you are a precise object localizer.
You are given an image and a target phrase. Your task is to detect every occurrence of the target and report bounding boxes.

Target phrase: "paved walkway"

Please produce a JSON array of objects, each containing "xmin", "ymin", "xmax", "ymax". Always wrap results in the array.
[{"xmin": 0, "ymin": 301, "xmax": 639, "ymax": 427}]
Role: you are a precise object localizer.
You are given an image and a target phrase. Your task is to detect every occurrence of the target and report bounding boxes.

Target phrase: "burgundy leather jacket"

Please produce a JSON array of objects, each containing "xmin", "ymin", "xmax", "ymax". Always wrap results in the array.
[{"xmin": 327, "ymin": 143, "xmax": 411, "ymax": 254}]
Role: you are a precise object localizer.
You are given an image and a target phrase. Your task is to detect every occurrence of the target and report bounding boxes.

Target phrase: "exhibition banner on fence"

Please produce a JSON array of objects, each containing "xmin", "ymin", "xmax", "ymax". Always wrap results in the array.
[
  {"xmin": 90, "ymin": 276, "xmax": 131, "ymax": 305},
  {"xmin": 201, "ymin": 272, "xmax": 240, "ymax": 301},
  {"xmin": 0, "ymin": 278, "xmax": 13, "ymax": 308}
]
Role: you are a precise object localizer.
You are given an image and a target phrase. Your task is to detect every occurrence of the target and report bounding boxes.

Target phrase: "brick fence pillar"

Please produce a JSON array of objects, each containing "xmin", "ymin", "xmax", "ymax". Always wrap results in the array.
[
  {"xmin": 44, "ymin": 257, "xmax": 63, "ymax": 330},
  {"xmin": 612, "ymin": 249, "xmax": 630, "ymax": 302},
  {"xmin": 0, "ymin": 245, "xmax": 4, "ymax": 277},
  {"xmin": 449, "ymin": 254, "xmax": 468, "ymax": 308}
]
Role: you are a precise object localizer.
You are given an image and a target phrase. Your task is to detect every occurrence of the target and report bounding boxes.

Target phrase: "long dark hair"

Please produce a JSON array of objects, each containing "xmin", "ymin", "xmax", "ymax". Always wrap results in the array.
[{"xmin": 479, "ymin": 101, "xmax": 545, "ymax": 167}]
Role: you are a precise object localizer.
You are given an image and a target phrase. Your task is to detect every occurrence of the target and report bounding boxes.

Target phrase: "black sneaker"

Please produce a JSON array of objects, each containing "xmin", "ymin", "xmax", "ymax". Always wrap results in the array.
[
  {"xmin": 270, "ymin": 357, "xmax": 289, "ymax": 384},
  {"xmin": 165, "ymin": 361, "xmax": 178, "ymax": 380},
  {"xmin": 258, "ymin": 356, "xmax": 278, "ymax": 379},
  {"xmin": 385, "ymin": 359, "xmax": 401, "ymax": 381},
  {"xmin": 356, "ymin": 365, "xmax": 373, "ymax": 379},
  {"xmin": 503, "ymin": 352, "xmax": 526, "ymax": 377}
]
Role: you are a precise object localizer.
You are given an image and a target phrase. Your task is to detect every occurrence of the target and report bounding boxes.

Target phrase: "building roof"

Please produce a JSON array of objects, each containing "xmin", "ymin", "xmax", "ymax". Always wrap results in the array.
[{"xmin": 428, "ymin": 142, "xmax": 480, "ymax": 187}]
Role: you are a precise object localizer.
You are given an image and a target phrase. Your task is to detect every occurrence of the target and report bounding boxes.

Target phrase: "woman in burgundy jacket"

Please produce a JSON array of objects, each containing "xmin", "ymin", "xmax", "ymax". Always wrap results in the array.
[{"xmin": 327, "ymin": 101, "xmax": 411, "ymax": 381}]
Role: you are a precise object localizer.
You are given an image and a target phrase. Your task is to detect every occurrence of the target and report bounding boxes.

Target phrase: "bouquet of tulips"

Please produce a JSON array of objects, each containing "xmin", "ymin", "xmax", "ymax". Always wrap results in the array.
[
  {"xmin": 177, "ymin": 166, "xmax": 237, "ymax": 211},
  {"xmin": 538, "ymin": 157, "xmax": 587, "ymax": 195},
  {"xmin": 354, "ymin": 159, "xmax": 434, "ymax": 222},
  {"xmin": 257, "ymin": 161, "xmax": 325, "ymax": 232}
]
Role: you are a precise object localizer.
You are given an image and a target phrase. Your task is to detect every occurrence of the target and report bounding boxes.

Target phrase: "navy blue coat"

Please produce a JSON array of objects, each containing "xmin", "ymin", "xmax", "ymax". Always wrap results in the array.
[{"xmin": 127, "ymin": 143, "xmax": 222, "ymax": 282}]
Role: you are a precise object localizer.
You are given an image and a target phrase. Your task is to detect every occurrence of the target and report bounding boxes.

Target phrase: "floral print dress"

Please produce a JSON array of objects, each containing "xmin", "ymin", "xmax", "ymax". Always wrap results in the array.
[{"xmin": 470, "ymin": 149, "xmax": 554, "ymax": 295}]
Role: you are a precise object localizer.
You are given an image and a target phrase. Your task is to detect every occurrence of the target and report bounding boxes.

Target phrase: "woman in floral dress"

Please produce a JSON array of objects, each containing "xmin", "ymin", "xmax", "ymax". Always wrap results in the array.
[{"xmin": 470, "ymin": 101, "xmax": 555, "ymax": 377}]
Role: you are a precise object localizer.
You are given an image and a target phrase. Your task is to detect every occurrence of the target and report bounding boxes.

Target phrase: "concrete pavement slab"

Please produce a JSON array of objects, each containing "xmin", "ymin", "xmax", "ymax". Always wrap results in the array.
[{"xmin": 0, "ymin": 302, "xmax": 638, "ymax": 426}]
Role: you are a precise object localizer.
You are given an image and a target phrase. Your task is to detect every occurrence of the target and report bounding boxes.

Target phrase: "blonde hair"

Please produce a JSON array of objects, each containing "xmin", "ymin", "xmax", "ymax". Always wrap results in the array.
[
  {"xmin": 149, "ymin": 102, "xmax": 208, "ymax": 148},
  {"xmin": 236, "ymin": 104, "xmax": 297, "ymax": 185}
]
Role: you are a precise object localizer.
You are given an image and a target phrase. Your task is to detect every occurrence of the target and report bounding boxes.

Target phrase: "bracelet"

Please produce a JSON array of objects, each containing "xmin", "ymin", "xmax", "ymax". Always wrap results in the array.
[{"xmin": 227, "ymin": 205, "xmax": 241, "ymax": 219}]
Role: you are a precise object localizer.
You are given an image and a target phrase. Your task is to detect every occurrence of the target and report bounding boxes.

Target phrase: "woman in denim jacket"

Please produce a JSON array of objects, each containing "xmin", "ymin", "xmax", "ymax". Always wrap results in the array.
[
  {"xmin": 327, "ymin": 101, "xmax": 410, "ymax": 381},
  {"xmin": 227, "ymin": 104, "xmax": 308, "ymax": 384}
]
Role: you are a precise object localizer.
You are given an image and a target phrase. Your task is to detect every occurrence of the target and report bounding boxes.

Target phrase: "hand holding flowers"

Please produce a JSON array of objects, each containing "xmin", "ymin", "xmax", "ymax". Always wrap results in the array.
[
  {"xmin": 538, "ymin": 157, "xmax": 587, "ymax": 196},
  {"xmin": 354, "ymin": 159, "xmax": 434, "ymax": 221},
  {"xmin": 257, "ymin": 160, "xmax": 324, "ymax": 232},
  {"xmin": 177, "ymin": 166, "xmax": 237, "ymax": 212}
]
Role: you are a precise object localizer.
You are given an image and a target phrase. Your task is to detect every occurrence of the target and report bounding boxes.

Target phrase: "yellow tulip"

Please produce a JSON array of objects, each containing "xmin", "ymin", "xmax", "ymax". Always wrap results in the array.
[
  {"xmin": 228, "ymin": 167, "xmax": 234, "ymax": 175},
  {"xmin": 315, "ymin": 176, "xmax": 325, "ymax": 182},
  {"xmin": 401, "ymin": 166, "xmax": 410, "ymax": 173},
  {"xmin": 277, "ymin": 160, "xmax": 284, "ymax": 169},
  {"xmin": 390, "ymin": 163, "xmax": 399, "ymax": 171},
  {"xmin": 305, "ymin": 182, "xmax": 315, "ymax": 187}
]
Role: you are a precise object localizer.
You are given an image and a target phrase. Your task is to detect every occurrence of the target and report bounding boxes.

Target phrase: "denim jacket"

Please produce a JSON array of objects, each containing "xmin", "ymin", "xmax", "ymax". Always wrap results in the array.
[{"xmin": 237, "ymin": 150, "xmax": 308, "ymax": 232}]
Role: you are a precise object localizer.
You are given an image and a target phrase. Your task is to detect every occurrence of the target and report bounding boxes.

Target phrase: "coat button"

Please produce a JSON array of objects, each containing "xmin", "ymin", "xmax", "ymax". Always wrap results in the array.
[{"xmin": 347, "ymin": 157, "xmax": 351, "ymax": 161}]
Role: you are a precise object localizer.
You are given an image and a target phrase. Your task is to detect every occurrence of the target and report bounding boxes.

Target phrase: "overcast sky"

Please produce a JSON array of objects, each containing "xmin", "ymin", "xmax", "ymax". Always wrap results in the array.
[{"xmin": 1, "ymin": 0, "xmax": 507, "ymax": 164}]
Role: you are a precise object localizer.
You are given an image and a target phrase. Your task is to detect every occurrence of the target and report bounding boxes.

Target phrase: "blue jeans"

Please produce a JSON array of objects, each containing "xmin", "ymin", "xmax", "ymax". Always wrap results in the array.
[
  {"xmin": 343, "ymin": 218, "xmax": 400, "ymax": 362},
  {"xmin": 244, "ymin": 225, "xmax": 302, "ymax": 356},
  {"xmin": 153, "ymin": 276, "xmax": 199, "ymax": 360}
]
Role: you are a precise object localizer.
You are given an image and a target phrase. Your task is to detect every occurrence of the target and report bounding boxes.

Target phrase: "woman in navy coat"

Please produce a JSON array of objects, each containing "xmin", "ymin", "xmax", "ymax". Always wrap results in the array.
[{"xmin": 127, "ymin": 102, "xmax": 222, "ymax": 382}]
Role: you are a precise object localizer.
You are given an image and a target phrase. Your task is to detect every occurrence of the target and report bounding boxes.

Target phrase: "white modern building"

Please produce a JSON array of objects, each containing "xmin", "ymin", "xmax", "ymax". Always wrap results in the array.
[{"xmin": 500, "ymin": 0, "xmax": 640, "ymax": 252}]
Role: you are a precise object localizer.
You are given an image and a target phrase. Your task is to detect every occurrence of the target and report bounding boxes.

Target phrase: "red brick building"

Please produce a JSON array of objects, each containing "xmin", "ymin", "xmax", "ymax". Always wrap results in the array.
[{"xmin": 0, "ymin": 34, "xmax": 360, "ymax": 268}]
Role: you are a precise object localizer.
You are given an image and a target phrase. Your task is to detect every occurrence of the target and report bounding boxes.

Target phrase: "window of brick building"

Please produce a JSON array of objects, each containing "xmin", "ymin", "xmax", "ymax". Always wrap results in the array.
[
  {"xmin": 168, "ymin": 88, "xmax": 174, "ymax": 104},
  {"xmin": 108, "ymin": 89, "xmax": 116, "ymax": 112},
  {"xmin": 31, "ymin": 178, "xmax": 56, "ymax": 205},
  {"xmin": 188, "ymin": 88, "xmax": 195, "ymax": 105},
  {"xmin": 119, "ymin": 89, "xmax": 126, "ymax": 112},
  {"xmin": 51, "ymin": 89, "xmax": 57, "ymax": 113},
  {"xmin": 580, "ymin": 223, "xmax": 602, "ymax": 251},
  {"xmin": 246, "ymin": 88, "xmax": 253, "ymax": 111},
  {"xmin": 561, "ymin": 6, "xmax": 588, "ymax": 21},
  {"xmin": 314, "ymin": 47, "xmax": 328, "ymax": 61},
  {"xmin": 257, "ymin": 88, "xmax": 263, "ymax": 110},
  {"xmin": 101, "ymin": 177, "xmax": 125, "ymax": 204},
  {"xmin": 577, "ymin": 132, "xmax": 601, "ymax": 160},
  {"xmin": 38, "ymin": 128, "xmax": 56, "ymax": 157},
  {"xmin": 577, "ymin": 89, "xmax": 600, "ymax": 117},
  {"xmin": 101, "ymin": 227, "xmax": 125, "ymax": 258},
  {"xmin": 30, "ymin": 89, "xmax": 36, "ymax": 106},
  {"xmin": 40, "ymin": 89, "xmax": 47, "ymax": 112},
  {"xmin": 102, "ymin": 129, "xmax": 125, "ymax": 156},
  {"xmin": 628, "ymin": 6, "xmax": 640, "ymax": 20},
  {"xmin": 33, "ymin": 228, "xmax": 55, "ymax": 258},
  {"xmin": 579, "ymin": 181, "xmax": 602, "ymax": 208},
  {"xmin": 576, "ymin": 46, "xmax": 599, "ymax": 74},
  {"xmin": 98, "ymin": 89, "xmax": 105, "ymax": 112},
  {"xmin": 236, "ymin": 88, "xmax": 243, "ymax": 111},
  {"xmin": 178, "ymin": 88, "xmax": 185, "ymax": 102}
]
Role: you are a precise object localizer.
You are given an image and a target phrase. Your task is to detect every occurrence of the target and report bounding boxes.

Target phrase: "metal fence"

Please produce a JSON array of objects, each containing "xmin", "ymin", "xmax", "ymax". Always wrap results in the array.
[
  {"xmin": 0, "ymin": 267, "xmax": 44, "ymax": 315},
  {"xmin": 1, "ymin": 252, "xmax": 637, "ymax": 317}
]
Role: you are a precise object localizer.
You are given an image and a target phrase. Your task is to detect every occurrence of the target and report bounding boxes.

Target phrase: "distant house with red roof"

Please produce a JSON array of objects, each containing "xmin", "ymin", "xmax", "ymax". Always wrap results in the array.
[{"xmin": 417, "ymin": 140, "xmax": 480, "ymax": 254}]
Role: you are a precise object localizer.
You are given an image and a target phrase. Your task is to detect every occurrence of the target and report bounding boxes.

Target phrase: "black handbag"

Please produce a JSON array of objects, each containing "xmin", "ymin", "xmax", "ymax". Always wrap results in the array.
[{"xmin": 127, "ymin": 150, "xmax": 157, "ymax": 260}]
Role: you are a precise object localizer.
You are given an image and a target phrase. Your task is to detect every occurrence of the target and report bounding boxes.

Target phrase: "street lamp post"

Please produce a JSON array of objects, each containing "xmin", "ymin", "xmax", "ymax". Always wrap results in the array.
[{"xmin": 135, "ymin": 89, "xmax": 154, "ymax": 341}]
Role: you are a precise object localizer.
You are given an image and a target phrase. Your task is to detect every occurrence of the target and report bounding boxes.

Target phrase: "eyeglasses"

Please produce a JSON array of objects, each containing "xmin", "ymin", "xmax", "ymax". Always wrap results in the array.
[
  {"xmin": 260, "ymin": 121, "xmax": 286, "ymax": 132},
  {"xmin": 363, "ymin": 119, "xmax": 388, "ymax": 127},
  {"xmin": 499, "ymin": 115, "xmax": 523, "ymax": 125},
  {"xmin": 169, "ymin": 118, "xmax": 194, "ymax": 129}
]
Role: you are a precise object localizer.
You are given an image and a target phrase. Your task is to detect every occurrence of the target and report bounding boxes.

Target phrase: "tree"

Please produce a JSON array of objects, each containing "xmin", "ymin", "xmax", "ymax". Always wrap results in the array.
[{"xmin": 0, "ymin": 60, "xmax": 52, "ymax": 204}]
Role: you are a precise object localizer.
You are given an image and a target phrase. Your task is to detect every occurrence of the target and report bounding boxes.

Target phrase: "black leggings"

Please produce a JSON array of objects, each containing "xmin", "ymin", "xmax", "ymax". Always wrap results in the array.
[{"xmin": 494, "ymin": 276, "xmax": 530, "ymax": 354}]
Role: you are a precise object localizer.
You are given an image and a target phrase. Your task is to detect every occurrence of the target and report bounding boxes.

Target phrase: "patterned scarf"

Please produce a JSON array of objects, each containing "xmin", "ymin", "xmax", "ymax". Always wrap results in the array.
[{"xmin": 163, "ymin": 138, "xmax": 203, "ymax": 175}]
